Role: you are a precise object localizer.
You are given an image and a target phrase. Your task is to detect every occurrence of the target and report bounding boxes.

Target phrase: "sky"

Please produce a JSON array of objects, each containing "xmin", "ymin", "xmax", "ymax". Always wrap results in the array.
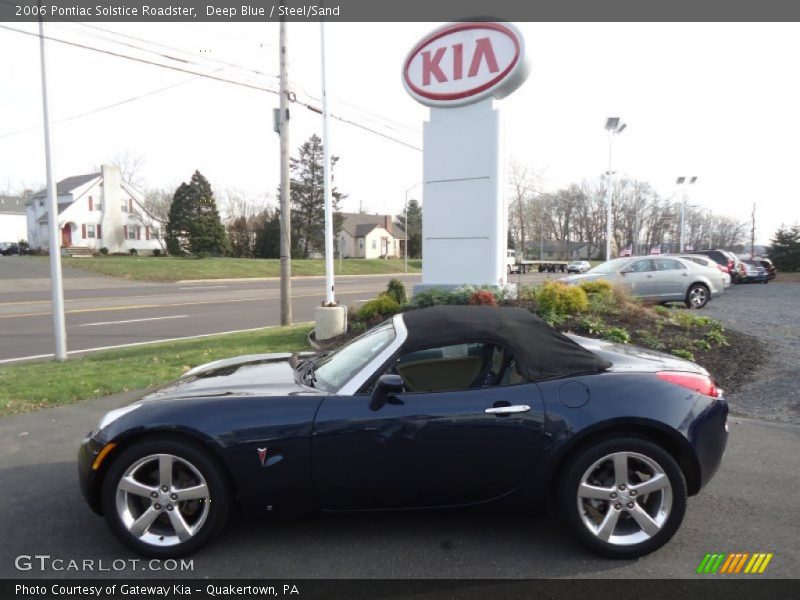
[{"xmin": 1, "ymin": 21, "xmax": 799, "ymax": 244}]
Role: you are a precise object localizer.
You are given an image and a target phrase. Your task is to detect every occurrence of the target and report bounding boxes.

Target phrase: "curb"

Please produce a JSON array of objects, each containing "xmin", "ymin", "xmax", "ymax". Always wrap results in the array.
[{"xmin": 175, "ymin": 272, "xmax": 422, "ymax": 284}]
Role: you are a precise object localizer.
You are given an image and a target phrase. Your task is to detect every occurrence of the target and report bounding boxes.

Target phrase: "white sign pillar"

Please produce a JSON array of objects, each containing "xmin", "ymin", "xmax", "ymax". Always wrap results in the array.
[{"xmin": 403, "ymin": 22, "xmax": 529, "ymax": 290}]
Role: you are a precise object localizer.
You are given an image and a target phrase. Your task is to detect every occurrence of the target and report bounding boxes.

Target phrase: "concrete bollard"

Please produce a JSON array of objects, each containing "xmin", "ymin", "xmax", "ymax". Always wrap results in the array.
[{"xmin": 314, "ymin": 305, "xmax": 347, "ymax": 341}]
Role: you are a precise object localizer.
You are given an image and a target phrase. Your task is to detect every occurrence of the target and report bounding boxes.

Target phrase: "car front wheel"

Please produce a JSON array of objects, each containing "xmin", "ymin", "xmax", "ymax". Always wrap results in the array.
[
  {"xmin": 685, "ymin": 284, "xmax": 709, "ymax": 309},
  {"xmin": 101, "ymin": 439, "xmax": 231, "ymax": 558},
  {"xmin": 558, "ymin": 437, "xmax": 687, "ymax": 559}
]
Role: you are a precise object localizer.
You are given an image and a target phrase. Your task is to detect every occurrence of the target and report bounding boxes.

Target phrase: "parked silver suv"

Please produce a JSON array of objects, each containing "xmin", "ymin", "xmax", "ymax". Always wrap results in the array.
[{"xmin": 560, "ymin": 255, "xmax": 722, "ymax": 308}]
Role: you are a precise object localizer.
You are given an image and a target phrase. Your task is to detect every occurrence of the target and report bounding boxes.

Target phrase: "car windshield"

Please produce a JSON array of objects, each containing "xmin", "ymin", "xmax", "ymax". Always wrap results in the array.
[
  {"xmin": 588, "ymin": 258, "xmax": 631, "ymax": 274},
  {"xmin": 312, "ymin": 321, "xmax": 396, "ymax": 392}
]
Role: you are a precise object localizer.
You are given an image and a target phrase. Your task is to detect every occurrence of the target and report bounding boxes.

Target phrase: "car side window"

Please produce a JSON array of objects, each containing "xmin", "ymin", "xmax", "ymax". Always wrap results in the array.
[
  {"xmin": 629, "ymin": 259, "xmax": 653, "ymax": 273},
  {"xmin": 389, "ymin": 342, "xmax": 519, "ymax": 393},
  {"xmin": 655, "ymin": 258, "xmax": 686, "ymax": 271}
]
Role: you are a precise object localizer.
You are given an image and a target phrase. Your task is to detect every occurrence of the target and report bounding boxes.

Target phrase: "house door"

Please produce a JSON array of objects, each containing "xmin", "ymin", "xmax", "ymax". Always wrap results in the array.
[
  {"xmin": 381, "ymin": 237, "xmax": 388, "ymax": 257},
  {"xmin": 61, "ymin": 224, "xmax": 72, "ymax": 247}
]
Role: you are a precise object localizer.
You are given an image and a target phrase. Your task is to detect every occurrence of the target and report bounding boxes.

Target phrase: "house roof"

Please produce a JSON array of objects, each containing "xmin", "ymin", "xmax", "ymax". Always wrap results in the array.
[
  {"xmin": 341, "ymin": 212, "xmax": 406, "ymax": 239},
  {"xmin": 31, "ymin": 173, "xmax": 100, "ymax": 199},
  {"xmin": 0, "ymin": 196, "xmax": 27, "ymax": 214},
  {"xmin": 36, "ymin": 203, "xmax": 72, "ymax": 224}
]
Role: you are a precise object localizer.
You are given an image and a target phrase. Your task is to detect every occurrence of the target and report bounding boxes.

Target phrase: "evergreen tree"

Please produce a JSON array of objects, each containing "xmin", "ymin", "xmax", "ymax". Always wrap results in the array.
[
  {"xmin": 398, "ymin": 198, "xmax": 423, "ymax": 259},
  {"xmin": 768, "ymin": 224, "xmax": 800, "ymax": 271},
  {"xmin": 254, "ymin": 208, "xmax": 282, "ymax": 259},
  {"xmin": 165, "ymin": 171, "xmax": 229, "ymax": 256},
  {"xmin": 289, "ymin": 134, "xmax": 346, "ymax": 258}
]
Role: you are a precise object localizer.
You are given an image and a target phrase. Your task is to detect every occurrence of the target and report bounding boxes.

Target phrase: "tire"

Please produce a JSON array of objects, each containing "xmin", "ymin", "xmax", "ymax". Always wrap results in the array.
[
  {"xmin": 685, "ymin": 283, "xmax": 709, "ymax": 309},
  {"xmin": 557, "ymin": 436, "xmax": 687, "ymax": 559},
  {"xmin": 101, "ymin": 439, "xmax": 231, "ymax": 558}
]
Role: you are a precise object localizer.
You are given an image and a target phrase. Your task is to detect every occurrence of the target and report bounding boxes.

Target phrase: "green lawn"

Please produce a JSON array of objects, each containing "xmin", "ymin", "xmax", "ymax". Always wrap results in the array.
[
  {"xmin": 52, "ymin": 256, "xmax": 422, "ymax": 282},
  {"xmin": 0, "ymin": 324, "xmax": 313, "ymax": 417}
]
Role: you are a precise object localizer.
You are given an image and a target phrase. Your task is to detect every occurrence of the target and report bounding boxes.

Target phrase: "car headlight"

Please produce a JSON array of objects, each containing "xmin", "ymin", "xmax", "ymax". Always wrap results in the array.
[{"xmin": 97, "ymin": 404, "xmax": 141, "ymax": 432}]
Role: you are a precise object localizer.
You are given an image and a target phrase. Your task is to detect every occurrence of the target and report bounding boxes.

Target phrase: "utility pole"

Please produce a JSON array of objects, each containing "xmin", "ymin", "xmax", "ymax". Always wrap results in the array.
[
  {"xmin": 750, "ymin": 203, "xmax": 756, "ymax": 258},
  {"xmin": 38, "ymin": 16, "xmax": 67, "ymax": 361},
  {"xmin": 278, "ymin": 18, "xmax": 292, "ymax": 325}
]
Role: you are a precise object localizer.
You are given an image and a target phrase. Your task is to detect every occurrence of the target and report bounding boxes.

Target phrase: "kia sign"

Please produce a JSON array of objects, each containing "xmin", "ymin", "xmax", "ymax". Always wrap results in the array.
[{"xmin": 403, "ymin": 22, "xmax": 529, "ymax": 107}]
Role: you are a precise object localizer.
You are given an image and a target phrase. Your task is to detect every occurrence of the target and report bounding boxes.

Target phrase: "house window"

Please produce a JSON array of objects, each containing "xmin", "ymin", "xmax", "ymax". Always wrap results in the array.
[
  {"xmin": 124, "ymin": 225, "xmax": 138, "ymax": 240},
  {"xmin": 121, "ymin": 199, "xmax": 133, "ymax": 213},
  {"xmin": 87, "ymin": 224, "xmax": 96, "ymax": 239},
  {"xmin": 371, "ymin": 240, "xmax": 377, "ymax": 249},
  {"xmin": 151, "ymin": 227, "xmax": 160, "ymax": 240},
  {"xmin": 95, "ymin": 201, "xmax": 102, "ymax": 211},
  {"xmin": 358, "ymin": 239, "xmax": 364, "ymax": 249}
]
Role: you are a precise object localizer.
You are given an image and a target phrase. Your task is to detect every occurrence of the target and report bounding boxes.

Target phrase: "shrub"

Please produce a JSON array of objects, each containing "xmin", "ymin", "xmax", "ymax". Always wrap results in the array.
[
  {"xmin": 152, "ymin": 248, "xmax": 162, "ymax": 257},
  {"xmin": 653, "ymin": 305, "xmax": 671, "ymax": 317},
  {"xmin": 604, "ymin": 327, "xmax": 631, "ymax": 344},
  {"xmin": 196, "ymin": 251, "xmax": 209, "ymax": 259},
  {"xmin": 386, "ymin": 278, "xmax": 407, "ymax": 305},
  {"xmin": 129, "ymin": 248, "xmax": 138, "ymax": 256},
  {"xmin": 671, "ymin": 348, "xmax": 695, "ymax": 361},
  {"xmin": 536, "ymin": 281, "xmax": 589, "ymax": 316},
  {"xmin": 611, "ymin": 283, "xmax": 636, "ymax": 307},
  {"xmin": 356, "ymin": 294, "xmax": 400, "ymax": 322},
  {"xmin": 540, "ymin": 310, "xmax": 569, "ymax": 328},
  {"xmin": 579, "ymin": 317, "xmax": 607, "ymax": 336},
  {"xmin": 579, "ymin": 279, "xmax": 613, "ymax": 300},
  {"xmin": 99, "ymin": 247, "xmax": 109, "ymax": 255},
  {"xmin": 468, "ymin": 290, "xmax": 497, "ymax": 306},
  {"xmin": 410, "ymin": 288, "xmax": 455, "ymax": 308},
  {"xmin": 518, "ymin": 285, "xmax": 537, "ymax": 302},
  {"xmin": 706, "ymin": 329, "xmax": 729, "ymax": 347}
]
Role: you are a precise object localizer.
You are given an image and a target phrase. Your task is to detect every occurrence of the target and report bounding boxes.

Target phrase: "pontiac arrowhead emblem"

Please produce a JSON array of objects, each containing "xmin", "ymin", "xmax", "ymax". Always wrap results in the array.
[{"xmin": 257, "ymin": 447, "xmax": 268, "ymax": 466}]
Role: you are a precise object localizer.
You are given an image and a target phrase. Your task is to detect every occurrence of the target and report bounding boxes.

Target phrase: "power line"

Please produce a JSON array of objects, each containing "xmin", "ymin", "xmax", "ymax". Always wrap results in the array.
[{"xmin": 0, "ymin": 24, "xmax": 421, "ymax": 151}]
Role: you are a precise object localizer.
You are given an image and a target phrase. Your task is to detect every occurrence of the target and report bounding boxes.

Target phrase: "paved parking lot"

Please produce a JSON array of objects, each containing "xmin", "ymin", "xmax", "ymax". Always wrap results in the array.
[{"xmin": 703, "ymin": 282, "xmax": 800, "ymax": 424}]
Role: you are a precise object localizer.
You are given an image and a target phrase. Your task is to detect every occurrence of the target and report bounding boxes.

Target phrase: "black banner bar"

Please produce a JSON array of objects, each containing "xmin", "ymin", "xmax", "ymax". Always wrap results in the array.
[
  {"xmin": 2, "ymin": 0, "xmax": 800, "ymax": 22},
  {"xmin": 3, "ymin": 579, "xmax": 799, "ymax": 600}
]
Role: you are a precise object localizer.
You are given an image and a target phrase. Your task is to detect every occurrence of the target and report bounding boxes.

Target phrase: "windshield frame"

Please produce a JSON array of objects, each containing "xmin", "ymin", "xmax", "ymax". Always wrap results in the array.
[
  {"xmin": 587, "ymin": 257, "xmax": 633, "ymax": 275},
  {"xmin": 312, "ymin": 314, "xmax": 408, "ymax": 395}
]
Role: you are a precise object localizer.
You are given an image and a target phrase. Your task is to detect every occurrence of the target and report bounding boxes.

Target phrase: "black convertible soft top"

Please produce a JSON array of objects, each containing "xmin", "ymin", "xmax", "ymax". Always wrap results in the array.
[{"xmin": 401, "ymin": 305, "xmax": 611, "ymax": 381}]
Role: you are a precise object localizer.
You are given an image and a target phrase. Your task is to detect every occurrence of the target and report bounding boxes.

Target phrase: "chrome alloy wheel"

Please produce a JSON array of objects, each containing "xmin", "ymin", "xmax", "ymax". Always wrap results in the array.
[
  {"xmin": 688, "ymin": 286, "xmax": 708, "ymax": 308},
  {"xmin": 115, "ymin": 453, "xmax": 210, "ymax": 547},
  {"xmin": 576, "ymin": 451, "xmax": 672, "ymax": 546}
]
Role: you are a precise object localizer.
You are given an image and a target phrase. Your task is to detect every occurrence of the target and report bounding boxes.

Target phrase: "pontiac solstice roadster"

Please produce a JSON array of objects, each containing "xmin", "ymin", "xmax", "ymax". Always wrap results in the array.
[{"xmin": 79, "ymin": 306, "xmax": 728, "ymax": 559}]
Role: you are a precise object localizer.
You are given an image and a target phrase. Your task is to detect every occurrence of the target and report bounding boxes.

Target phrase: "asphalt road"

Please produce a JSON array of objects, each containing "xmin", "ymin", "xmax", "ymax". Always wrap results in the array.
[
  {"xmin": 0, "ymin": 257, "xmax": 560, "ymax": 362},
  {"xmin": 0, "ymin": 390, "xmax": 796, "ymax": 579},
  {"xmin": 0, "ymin": 257, "xmax": 424, "ymax": 362}
]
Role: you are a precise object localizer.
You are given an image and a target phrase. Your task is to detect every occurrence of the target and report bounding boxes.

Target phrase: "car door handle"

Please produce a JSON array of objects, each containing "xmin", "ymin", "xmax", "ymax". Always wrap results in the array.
[{"xmin": 485, "ymin": 405, "xmax": 531, "ymax": 414}]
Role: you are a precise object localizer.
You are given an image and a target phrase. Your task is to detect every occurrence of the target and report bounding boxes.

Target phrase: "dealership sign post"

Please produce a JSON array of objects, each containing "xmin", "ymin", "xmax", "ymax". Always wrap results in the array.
[{"xmin": 403, "ymin": 22, "xmax": 529, "ymax": 289}]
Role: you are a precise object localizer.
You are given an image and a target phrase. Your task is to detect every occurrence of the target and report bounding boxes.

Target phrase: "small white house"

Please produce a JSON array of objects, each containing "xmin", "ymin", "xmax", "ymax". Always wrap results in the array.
[
  {"xmin": 339, "ymin": 212, "xmax": 406, "ymax": 259},
  {"xmin": 0, "ymin": 196, "xmax": 28, "ymax": 242},
  {"xmin": 26, "ymin": 164, "xmax": 162, "ymax": 255}
]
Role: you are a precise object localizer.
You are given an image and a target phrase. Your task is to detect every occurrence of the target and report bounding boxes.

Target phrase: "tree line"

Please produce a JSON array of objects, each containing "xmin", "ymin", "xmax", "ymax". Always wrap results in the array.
[{"xmin": 507, "ymin": 162, "xmax": 749, "ymax": 258}]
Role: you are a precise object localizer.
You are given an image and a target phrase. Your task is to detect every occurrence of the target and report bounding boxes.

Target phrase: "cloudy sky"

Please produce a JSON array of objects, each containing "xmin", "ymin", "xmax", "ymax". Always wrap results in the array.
[{"xmin": 1, "ymin": 21, "xmax": 799, "ymax": 244}]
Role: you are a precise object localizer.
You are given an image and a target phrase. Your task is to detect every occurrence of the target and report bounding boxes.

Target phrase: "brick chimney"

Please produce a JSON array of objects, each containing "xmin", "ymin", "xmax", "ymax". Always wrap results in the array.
[{"xmin": 384, "ymin": 214, "xmax": 391, "ymax": 233}]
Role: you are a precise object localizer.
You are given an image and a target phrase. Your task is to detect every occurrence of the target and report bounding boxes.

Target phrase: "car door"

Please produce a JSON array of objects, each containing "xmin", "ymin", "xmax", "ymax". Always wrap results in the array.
[
  {"xmin": 619, "ymin": 258, "xmax": 657, "ymax": 298},
  {"xmin": 312, "ymin": 342, "xmax": 545, "ymax": 510},
  {"xmin": 653, "ymin": 257, "xmax": 690, "ymax": 300}
]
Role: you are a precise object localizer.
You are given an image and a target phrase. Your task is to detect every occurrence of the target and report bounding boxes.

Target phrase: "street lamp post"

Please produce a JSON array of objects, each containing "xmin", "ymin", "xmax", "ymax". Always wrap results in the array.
[
  {"xmin": 677, "ymin": 176, "xmax": 698, "ymax": 252},
  {"xmin": 605, "ymin": 117, "xmax": 627, "ymax": 261}
]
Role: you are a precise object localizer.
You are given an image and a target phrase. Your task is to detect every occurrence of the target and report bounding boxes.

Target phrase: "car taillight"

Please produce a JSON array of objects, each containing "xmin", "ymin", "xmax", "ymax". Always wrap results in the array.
[
  {"xmin": 656, "ymin": 371, "xmax": 722, "ymax": 398},
  {"xmin": 716, "ymin": 264, "xmax": 728, "ymax": 273}
]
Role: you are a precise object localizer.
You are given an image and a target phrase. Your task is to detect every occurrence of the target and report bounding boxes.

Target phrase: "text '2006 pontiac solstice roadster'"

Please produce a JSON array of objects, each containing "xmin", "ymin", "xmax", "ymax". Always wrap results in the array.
[{"xmin": 79, "ymin": 305, "xmax": 728, "ymax": 559}]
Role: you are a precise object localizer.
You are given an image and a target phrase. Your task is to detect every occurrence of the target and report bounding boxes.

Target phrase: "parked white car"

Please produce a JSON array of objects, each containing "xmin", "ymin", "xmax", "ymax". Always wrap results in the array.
[
  {"xmin": 677, "ymin": 254, "xmax": 731, "ymax": 288},
  {"xmin": 567, "ymin": 260, "xmax": 591, "ymax": 274}
]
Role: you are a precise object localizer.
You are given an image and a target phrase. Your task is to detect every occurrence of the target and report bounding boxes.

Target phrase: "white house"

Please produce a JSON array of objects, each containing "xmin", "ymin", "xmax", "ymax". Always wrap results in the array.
[
  {"xmin": 26, "ymin": 164, "xmax": 162, "ymax": 255},
  {"xmin": 0, "ymin": 196, "xmax": 28, "ymax": 242},
  {"xmin": 339, "ymin": 212, "xmax": 406, "ymax": 259}
]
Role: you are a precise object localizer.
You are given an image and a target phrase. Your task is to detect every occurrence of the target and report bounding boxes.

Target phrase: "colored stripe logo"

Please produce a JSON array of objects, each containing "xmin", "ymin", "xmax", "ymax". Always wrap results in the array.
[{"xmin": 696, "ymin": 553, "xmax": 773, "ymax": 574}]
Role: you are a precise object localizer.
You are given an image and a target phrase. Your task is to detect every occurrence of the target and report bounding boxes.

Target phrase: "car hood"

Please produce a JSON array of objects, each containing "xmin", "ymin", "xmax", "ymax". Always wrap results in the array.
[
  {"xmin": 560, "ymin": 272, "xmax": 611, "ymax": 284},
  {"xmin": 566, "ymin": 334, "xmax": 708, "ymax": 376},
  {"xmin": 139, "ymin": 352, "xmax": 322, "ymax": 402}
]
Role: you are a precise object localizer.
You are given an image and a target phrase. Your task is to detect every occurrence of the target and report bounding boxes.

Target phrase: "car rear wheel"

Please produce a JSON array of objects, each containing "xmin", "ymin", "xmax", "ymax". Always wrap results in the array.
[
  {"xmin": 101, "ymin": 439, "xmax": 231, "ymax": 558},
  {"xmin": 558, "ymin": 437, "xmax": 687, "ymax": 559},
  {"xmin": 685, "ymin": 284, "xmax": 709, "ymax": 309}
]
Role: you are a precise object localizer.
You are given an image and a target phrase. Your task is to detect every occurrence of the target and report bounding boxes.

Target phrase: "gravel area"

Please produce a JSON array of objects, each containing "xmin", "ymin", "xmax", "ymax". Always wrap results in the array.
[{"xmin": 703, "ymin": 282, "xmax": 800, "ymax": 424}]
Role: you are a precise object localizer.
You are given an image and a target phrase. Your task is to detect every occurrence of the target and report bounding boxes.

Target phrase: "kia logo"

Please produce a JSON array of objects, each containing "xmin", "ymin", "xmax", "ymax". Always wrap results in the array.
[{"xmin": 403, "ymin": 22, "xmax": 528, "ymax": 107}]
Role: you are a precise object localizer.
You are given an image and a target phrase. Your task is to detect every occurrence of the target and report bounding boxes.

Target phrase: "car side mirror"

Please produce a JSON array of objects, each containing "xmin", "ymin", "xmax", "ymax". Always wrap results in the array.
[
  {"xmin": 369, "ymin": 374, "xmax": 404, "ymax": 411},
  {"xmin": 619, "ymin": 269, "xmax": 630, "ymax": 275}
]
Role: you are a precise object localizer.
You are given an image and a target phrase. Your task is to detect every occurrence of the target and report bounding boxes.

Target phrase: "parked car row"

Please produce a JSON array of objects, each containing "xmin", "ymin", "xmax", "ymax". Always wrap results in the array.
[{"xmin": 560, "ymin": 250, "xmax": 776, "ymax": 308}]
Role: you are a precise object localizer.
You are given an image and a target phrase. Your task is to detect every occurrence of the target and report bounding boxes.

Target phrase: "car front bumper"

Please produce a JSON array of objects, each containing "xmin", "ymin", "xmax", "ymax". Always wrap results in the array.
[{"xmin": 78, "ymin": 434, "xmax": 108, "ymax": 515}]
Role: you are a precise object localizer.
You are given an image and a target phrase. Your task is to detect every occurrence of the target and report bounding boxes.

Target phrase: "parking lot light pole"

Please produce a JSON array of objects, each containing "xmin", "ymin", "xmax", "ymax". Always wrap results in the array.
[
  {"xmin": 605, "ymin": 117, "xmax": 627, "ymax": 261},
  {"xmin": 677, "ymin": 176, "xmax": 698, "ymax": 252}
]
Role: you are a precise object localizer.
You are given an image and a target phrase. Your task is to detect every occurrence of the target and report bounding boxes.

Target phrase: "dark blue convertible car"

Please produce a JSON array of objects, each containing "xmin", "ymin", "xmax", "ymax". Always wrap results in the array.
[{"xmin": 79, "ymin": 306, "xmax": 728, "ymax": 559}]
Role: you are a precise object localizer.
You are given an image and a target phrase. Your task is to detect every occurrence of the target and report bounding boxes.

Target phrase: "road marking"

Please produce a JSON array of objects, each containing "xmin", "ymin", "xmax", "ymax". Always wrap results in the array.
[
  {"xmin": 0, "ymin": 323, "xmax": 314, "ymax": 364},
  {"xmin": 0, "ymin": 289, "xmax": 378, "ymax": 320},
  {"xmin": 79, "ymin": 315, "xmax": 189, "ymax": 327},
  {"xmin": 178, "ymin": 285, "xmax": 229, "ymax": 290}
]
